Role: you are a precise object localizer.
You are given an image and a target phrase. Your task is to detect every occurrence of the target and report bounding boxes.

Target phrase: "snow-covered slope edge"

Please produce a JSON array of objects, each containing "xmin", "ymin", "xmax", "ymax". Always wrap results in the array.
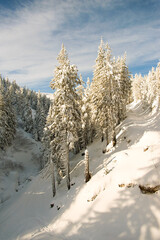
[{"xmin": 1, "ymin": 101, "xmax": 160, "ymax": 240}]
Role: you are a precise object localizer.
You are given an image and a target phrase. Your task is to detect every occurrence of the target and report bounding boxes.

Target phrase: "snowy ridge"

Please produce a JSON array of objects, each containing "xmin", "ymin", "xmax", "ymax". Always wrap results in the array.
[{"xmin": 1, "ymin": 101, "xmax": 160, "ymax": 240}]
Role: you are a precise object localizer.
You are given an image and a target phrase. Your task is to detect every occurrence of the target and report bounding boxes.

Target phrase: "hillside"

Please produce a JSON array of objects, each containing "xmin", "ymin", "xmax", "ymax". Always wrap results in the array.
[
  {"xmin": 0, "ymin": 101, "xmax": 160, "ymax": 240},
  {"xmin": 0, "ymin": 127, "xmax": 42, "ymax": 205}
]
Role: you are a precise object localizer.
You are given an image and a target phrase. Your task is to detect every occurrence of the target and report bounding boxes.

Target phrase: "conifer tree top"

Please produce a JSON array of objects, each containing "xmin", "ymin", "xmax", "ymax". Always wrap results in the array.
[
  {"xmin": 50, "ymin": 44, "xmax": 80, "ymax": 91},
  {"xmin": 57, "ymin": 43, "xmax": 70, "ymax": 66}
]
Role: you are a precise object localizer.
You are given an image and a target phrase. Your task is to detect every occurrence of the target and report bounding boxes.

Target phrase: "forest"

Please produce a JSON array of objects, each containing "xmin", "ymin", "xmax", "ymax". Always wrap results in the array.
[{"xmin": 0, "ymin": 40, "xmax": 160, "ymax": 198}]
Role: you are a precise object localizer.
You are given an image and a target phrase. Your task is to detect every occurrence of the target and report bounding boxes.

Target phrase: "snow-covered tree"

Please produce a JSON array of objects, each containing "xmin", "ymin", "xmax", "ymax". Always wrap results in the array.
[
  {"xmin": 132, "ymin": 61, "xmax": 160, "ymax": 109},
  {"xmin": 74, "ymin": 74, "xmax": 85, "ymax": 153},
  {"xmin": 41, "ymin": 106, "xmax": 53, "ymax": 168},
  {"xmin": 90, "ymin": 39, "xmax": 110, "ymax": 143},
  {"xmin": 118, "ymin": 53, "xmax": 131, "ymax": 121},
  {"xmin": 132, "ymin": 73, "xmax": 143, "ymax": 101},
  {"xmin": 33, "ymin": 93, "xmax": 47, "ymax": 141},
  {"xmin": 0, "ymin": 79, "xmax": 16, "ymax": 150},
  {"xmin": 0, "ymin": 91, "xmax": 9, "ymax": 149},
  {"xmin": 22, "ymin": 101, "xmax": 33, "ymax": 133},
  {"xmin": 81, "ymin": 77, "xmax": 94, "ymax": 148},
  {"xmin": 90, "ymin": 40, "xmax": 131, "ymax": 148},
  {"xmin": 5, "ymin": 89, "xmax": 17, "ymax": 144},
  {"xmin": 147, "ymin": 67, "xmax": 157, "ymax": 105},
  {"xmin": 48, "ymin": 44, "xmax": 81, "ymax": 191}
]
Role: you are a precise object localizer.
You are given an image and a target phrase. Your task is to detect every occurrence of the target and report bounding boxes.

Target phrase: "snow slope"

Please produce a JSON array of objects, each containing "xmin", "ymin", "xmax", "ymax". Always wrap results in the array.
[
  {"xmin": 1, "ymin": 101, "xmax": 160, "ymax": 240},
  {"xmin": 0, "ymin": 128, "xmax": 42, "ymax": 204}
]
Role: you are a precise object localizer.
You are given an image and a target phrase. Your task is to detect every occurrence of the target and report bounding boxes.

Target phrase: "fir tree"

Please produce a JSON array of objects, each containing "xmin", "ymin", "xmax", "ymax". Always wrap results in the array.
[
  {"xmin": 33, "ymin": 94, "xmax": 47, "ymax": 141},
  {"xmin": 22, "ymin": 101, "xmax": 33, "ymax": 133},
  {"xmin": 90, "ymin": 39, "xmax": 108, "ymax": 143},
  {"xmin": 0, "ymin": 80, "xmax": 16, "ymax": 150},
  {"xmin": 49, "ymin": 44, "xmax": 81, "ymax": 191},
  {"xmin": 81, "ymin": 77, "xmax": 94, "ymax": 148}
]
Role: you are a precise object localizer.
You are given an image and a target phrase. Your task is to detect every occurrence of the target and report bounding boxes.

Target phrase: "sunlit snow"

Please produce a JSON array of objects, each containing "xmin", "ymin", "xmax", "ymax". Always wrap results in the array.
[{"xmin": 1, "ymin": 101, "xmax": 160, "ymax": 240}]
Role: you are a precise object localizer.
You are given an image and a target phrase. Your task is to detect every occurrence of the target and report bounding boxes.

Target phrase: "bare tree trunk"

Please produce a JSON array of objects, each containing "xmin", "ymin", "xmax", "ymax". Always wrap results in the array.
[
  {"xmin": 84, "ymin": 149, "xmax": 91, "ymax": 183},
  {"xmin": 105, "ymin": 128, "xmax": 109, "ymax": 146},
  {"xmin": 65, "ymin": 143, "xmax": 70, "ymax": 190},
  {"xmin": 112, "ymin": 130, "xmax": 117, "ymax": 147},
  {"xmin": 56, "ymin": 167, "xmax": 62, "ymax": 185},
  {"xmin": 51, "ymin": 160, "xmax": 56, "ymax": 197}
]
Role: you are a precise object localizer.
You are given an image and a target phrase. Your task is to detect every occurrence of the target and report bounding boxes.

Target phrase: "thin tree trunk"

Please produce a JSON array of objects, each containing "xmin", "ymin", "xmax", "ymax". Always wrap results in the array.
[
  {"xmin": 65, "ymin": 143, "xmax": 70, "ymax": 190},
  {"xmin": 84, "ymin": 149, "xmax": 91, "ymax": 183},
  {"xmin": 56, "ymin": 166, "xmax": 62, "ymax": 185},
  {"xmin": 112, "ymin": 130, "xmax": 117, "ymax": 147},
  {"xmin": 105, "ymin": 128, "xmax": 109, "ymax": 146},
  {"xmin": 51, "ymin": 160, "xmax": 56, "ymax": 197},
  {"xmin": 101, "ymin": 132, "xmax": 104, "ymax": 142}
]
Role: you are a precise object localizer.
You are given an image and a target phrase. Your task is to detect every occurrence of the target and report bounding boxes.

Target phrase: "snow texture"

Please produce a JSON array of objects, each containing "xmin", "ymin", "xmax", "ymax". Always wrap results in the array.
[{"xmin": 1, "ymin": 101, "xmax": 160, "ymax": 240}]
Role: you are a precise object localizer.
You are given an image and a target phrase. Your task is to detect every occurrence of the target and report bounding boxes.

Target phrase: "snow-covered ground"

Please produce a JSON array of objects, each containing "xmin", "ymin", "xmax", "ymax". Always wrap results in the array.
[
  {"xmin": 0, "ymin": 128, "xmax": 42, "ymax": 205},
  {"xmin": 1, "ymin": 101, "xmax": 160, "ymax": 240}
]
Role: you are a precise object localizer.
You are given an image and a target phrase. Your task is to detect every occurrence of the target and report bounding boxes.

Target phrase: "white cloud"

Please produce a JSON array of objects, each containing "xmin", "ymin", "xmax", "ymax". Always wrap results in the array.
[{"xmin": 0, "ymin": 0, "xmax": 159, "ymax": 90}]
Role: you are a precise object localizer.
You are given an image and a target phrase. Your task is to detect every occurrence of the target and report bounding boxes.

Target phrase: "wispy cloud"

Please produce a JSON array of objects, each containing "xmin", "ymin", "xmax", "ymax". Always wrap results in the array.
[{"xmin": 0, "ymin": 0, "xmax": 159, "ymax": 91}]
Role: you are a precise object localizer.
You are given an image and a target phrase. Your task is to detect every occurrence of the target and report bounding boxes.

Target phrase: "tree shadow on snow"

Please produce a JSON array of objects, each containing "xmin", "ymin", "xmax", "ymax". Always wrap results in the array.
[
  {"xmin": 112, "ymin": 106, "xmax": 160, "ymax": 156},
  {"xmin": 61, "ymin": 187, "xmax": 160, "ymax": 240}
]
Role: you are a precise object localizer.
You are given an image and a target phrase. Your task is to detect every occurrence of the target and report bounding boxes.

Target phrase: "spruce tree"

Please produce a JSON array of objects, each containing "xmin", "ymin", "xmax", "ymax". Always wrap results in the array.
[
  {"xmin": 22, "ymin": 101, "xmax": 33, "ymax": 133},
  {"xmin": 90, "ymin": 40, "xmax": 113, "ymax": 145},
  {"xmin": 33, "ymin": 94, "xmax": 46, "ymax": 141},
  {"xmin": 0, "ymin": 80, "xmax": 16, "ymax": 150},
  {"xmin": 82, "ymin": 77, "xmax": 94, "ymax": 147},
  {"xmin": 90, "ymin": 39, "xmax": 109, "ymax": 143},
  {"xmin": 74, "ymin": 74, "xmax": 85, "ymax": 152},
  {"xmin": 49, "ymin": 44, "xmax": 81, "ymax": 191}
]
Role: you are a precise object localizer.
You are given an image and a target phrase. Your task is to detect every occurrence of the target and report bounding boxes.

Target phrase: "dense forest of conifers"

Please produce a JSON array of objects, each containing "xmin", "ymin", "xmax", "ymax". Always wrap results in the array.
[
  {"xmin": 1, "ymin": 40, "xmax": 160, "ymax": 196},
  {"xmin": 0, "ymin": 77, "xmax": 50, "ymax": 151}
]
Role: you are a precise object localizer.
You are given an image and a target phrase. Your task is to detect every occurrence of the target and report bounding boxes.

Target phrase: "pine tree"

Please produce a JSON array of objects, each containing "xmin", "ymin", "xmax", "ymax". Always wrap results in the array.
[
  {"xmin": 5, "ymin": 89, "xmax": 17, "ymax": 144},
  {"xmin": 132, "ymin": 73, "xmax": 142, "ymax": 101},
  {"xmin": 90, "ymin": 40, "xmax": 114, "ymax": 145},
  {"xmin": 41, "ymin": 107, "xmax": 53, "ymax": 169},
  {"xmin": 74, "ymin": 74, "xmax": 85, "ymax": 152},
  {"xmin": 22, "ymin": 100, "xmax": 33, "ymax": 133},
  {"xmin": 118, "ymin": 54, "xmax": 131, "ymax": 121},
  {"xmin": 90, "ymin": 39, "xmax": 109, "ymax": 143},
  {"xmin": 49, "ymin": 44, "xmax": 81, "ymax": 191},
  {"xmin": 132, "ymin": 64, "xmax": 160, "ymax": 108},
  {"xmin": 0, "ymin": 91, "xmax": 8, "ymax": 149},
  {"xmin": 0, "ymin": 79, "xmax": 16, "ymax": 150},
  {"xmin": 104, "ymin": 43, "xmax": 117, "ymax": 146},
  {"xmin": 81, "ymin": 77, "xmax": 94, "ymax": 147},
  {"xmin": 147, "ymin": 67, "xmax": 157, "ymax": 106},
  {"xmin": 90, "ymin": 40, "xmax": 131, "ymax": 148},
  {"xmin": 33, "ymin": 93, "xmax": 47, "ymax": 141}
]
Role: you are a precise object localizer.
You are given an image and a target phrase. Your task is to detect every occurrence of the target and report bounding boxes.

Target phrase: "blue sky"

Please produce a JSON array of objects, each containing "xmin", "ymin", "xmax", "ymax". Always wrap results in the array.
[{"xmin": 0, "ymin": 0, "xmax": 159, "ymax": 93}]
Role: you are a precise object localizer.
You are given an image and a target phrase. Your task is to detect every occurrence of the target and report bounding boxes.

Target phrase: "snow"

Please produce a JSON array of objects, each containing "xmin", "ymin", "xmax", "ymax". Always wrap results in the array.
[
  {"xmin": 42, "ymin": 93, "xmax": 54, "ymax": 101},
  {"xmin": 1, "ymin": 101, "xmax": 160, "ymax": 240},
  {"xmin": 0, "ymin": 128, "xmax": 42, "ymax": 204}
]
